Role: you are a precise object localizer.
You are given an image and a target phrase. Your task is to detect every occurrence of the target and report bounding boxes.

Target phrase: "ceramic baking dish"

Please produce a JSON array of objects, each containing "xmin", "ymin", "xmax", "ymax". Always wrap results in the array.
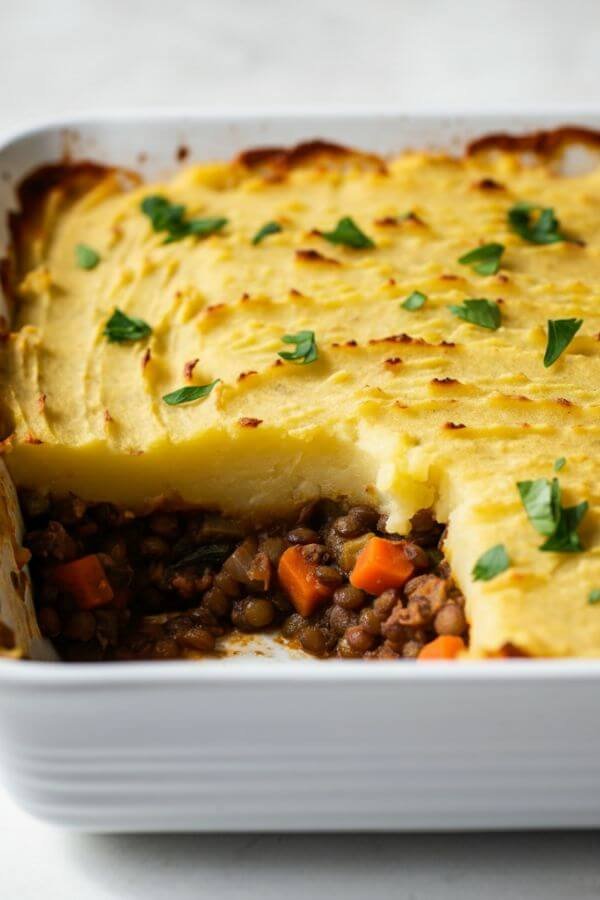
[{"xmin": 2, "ymin": 112, "xmax": 600, "ymax": 832}]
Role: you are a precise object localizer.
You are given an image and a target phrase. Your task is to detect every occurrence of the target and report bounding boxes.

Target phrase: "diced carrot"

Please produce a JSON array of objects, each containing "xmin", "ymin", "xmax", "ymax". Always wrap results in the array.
[
  {"xmin": 52, "ymin": 554, "xmax": 114, "ymax": 610},
  {"xmin": 349, "ymin": 536, "xmax": 414, "ymax": 594},
  {"xmin": 418, "ymin": 635, "xmax": 465, "ymax": 661},
  {"xmin": 277, "ymin": 545, "xmax": 334, "ymax": 617}
]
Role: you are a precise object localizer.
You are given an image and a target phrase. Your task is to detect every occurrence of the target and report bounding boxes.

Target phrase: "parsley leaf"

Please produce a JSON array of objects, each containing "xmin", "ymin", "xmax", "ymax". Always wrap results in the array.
[
  {"xmin": 104, "ymin": 308, "xmax": 152, "ymax": 343},
  {"xmin": 539, "ymin": 501, "xmax": 588, "ymax": 553},
  {"xmin": 458, "ymin": 242, "xmax": 504, "ymax": 276},
  {"xmin": 554, "ymin": 457, "xmax": 566, "ymax": 472},
  {"xmin": 401, "ymin": 291, "xmax": 427, "ymax": 311},
  {"xmin": 517, "ymin": 476, "xmax": 588, "ymax": 552},
  {"xmin": 163, "ymin": 379, "xmax": 220, "ymax": 406},
  {"xmin": 543, "ymin": 318, "xmax": 582, "ymax": 367},
  {"xmin": 252, "ymin": 221, "xmax": 282, "ymax": 245},
  {"xmin": 449, "ymin": 298, "xmax": 501, "ymax": 330},
  {"xmin": 589, "ymin": 589, "xmax": 600, "ymax": 605},
  {"xmin": 75, "ymin": 243, "xmax": 100, "ymax": 270},
  {"xmin": 321, "ymin": 217, "xmax": 375, "ymax": 249},
  {"xmin": 278, "ymin": 330, "xmax": 318, "ymax": 365},
  {"xmin": 517, "ymin": 478, "xmax": 561, "ymax": 537},
  {"xmin": 508, "ymin": 202, "xmax": 565, "ymax": 244},
  {"xmin": 472, "ymin": 544, "xmax": 510, "ymax": 581},
  {"xmin": 141, "ymin": 195, "xmax": 227, "ymax": 244}
]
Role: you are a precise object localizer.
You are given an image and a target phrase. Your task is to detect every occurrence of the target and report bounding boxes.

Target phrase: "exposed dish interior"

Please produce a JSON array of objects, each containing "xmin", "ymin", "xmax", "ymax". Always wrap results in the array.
[{"xmin": 1, "ymin": 127, "xmax": 600, "ymax": 661}]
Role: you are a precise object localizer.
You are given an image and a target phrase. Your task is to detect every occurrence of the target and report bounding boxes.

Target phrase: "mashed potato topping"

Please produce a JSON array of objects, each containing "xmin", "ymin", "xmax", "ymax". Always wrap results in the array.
[{"xmin": 2, "ymin": 137, "xmax": 600, "ymax": 656}]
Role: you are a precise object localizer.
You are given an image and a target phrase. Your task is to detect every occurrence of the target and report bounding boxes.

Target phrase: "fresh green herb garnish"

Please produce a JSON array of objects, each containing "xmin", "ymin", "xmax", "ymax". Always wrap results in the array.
[
  {"xmin": 401, "ymin": 291, "xmax": 427, "ymax": 311},
  {"xmin": 472, "ymin": 544, "xmax": 510, "ymax": 581},
  {"xmin": 543, "ymin": 318, "xmax": 582, "ymax": 367},
  {"xmin": 458, "ymin": 242, "xmax": 504, "ymax": 276},
  {"xmin": 252, "ymin": 221, "xmax": 282, "ymax": 245},
  {"xmin": 75, "ymin": 243, "xmax": 100, "ymax": 270},
  {"xmin": 141, "ymin": 195, "xmax": 227, "ymax": 244},
  {"xmin": 449, "ymin": 298, "xmax": 501, "ymax": 330},
  {"xmin": 278, "ymin": 330, "xmax": 318, "ymax": 365},
  {"xmin": 517, "ymin": 477, "xmax": 588, "ymax": 553},
  {"xmin": 540, "ymin": 501, "xmax": 588, "ymax": 553},
  {"xmin": 554, "ymin": 457, "xmax": 566, "ymax": 472},
  {"xmin": 589, "ymin": 589, "xmax": 600, "ymax": 605},
  {"xmin": 517, "ymin": 478, "xmax": 562, "ymax": 537},
  {"xmin": 104, "ymin": 308, "xmax": 152, "ymax": 343},
  {"xmin": 508, "ymin": 202, "xmax": 564, "ymax": 245},
  {"xmin": 163, "ymin": 379, "xmax": 220, "ymax": 406},
  {"xmin": 321, "ymin": 217, "xmax": 375, "ymax": 250}
]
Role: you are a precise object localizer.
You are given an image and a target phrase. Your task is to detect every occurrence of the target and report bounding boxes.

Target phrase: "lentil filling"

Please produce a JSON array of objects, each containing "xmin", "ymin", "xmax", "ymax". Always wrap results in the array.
[{"xmin": 21, "ymin": 492, "xmax": 468, "ymax": 661}]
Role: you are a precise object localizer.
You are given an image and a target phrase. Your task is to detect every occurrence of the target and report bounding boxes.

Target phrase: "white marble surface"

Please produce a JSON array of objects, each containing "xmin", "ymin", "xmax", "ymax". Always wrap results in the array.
[{"xmin": 2, "ymin": 0, "xmax": 600, "ymax": 896}]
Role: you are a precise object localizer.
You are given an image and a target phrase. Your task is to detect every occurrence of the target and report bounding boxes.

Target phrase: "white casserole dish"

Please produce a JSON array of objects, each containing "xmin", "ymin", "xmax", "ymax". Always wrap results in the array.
[{"xmin": 2, "ymin": 112, "xmax": 600, "ymax": 832}]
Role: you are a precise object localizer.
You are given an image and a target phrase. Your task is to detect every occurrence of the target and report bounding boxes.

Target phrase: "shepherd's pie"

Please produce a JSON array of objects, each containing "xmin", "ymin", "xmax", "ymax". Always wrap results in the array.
[{"xmin": 1, "ymin": 130, "xmax": 600, "ymax": 661}]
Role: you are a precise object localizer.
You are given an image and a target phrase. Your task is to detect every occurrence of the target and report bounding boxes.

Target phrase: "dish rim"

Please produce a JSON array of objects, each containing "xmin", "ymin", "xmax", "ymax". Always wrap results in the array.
[{"xmin": 3, "ymin": 109, "xmax": 600, "ymax": 680}]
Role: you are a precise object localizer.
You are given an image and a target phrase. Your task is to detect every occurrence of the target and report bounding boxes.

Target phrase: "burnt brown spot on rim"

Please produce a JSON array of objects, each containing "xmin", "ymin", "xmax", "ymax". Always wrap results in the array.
[
  {"xmin": 141, "ymin": 348, "xmax": 151, "ymax": 370},
  {"xmin": 289, "ymin": 288, "xmax": 304, "ymax": 297},
  {"xmin": 237, "ymin": 139, "xmax": 386, "ymax": 174},
  {"xmin": 384, "ymin": 357, "xmax": 402, "ymax": 367},
  {"xmin": 184, "ymin": 358, "xmax": 199, "ymax": 380},
  {"xmin": 9, "ymin": 162, "xmax": 137, "ymax": 271},
  {"xmin": 206, "ymin": 303, "xmax": 227, "ymax": 314},
  {"xmin": 374, "ymin": 216, "xmax": 400, "ymax": 227},
  {"xmin": 0, "ymin": 260, "xmax": 14, "ymax": 315},
  {"xmin": 444, "ymin": 422, "xmax": 466, "ymax": 430},
  {"xmin": 295, "ymin": 249, "xmax": 341, "ymax": 266},
  {"xmin": 556, "ymin": 397, "xmax": 575, "ymax": 407},
  {"xmin": 238, "ymin": 370, "xmax": 258, "ymax": 382},
  {"xmin": 104, "ymin": 409, "xmax": 113, "ymax": 423},
  {"xmin": 498, "ymin": 641, "xmax": 530, "ymax": 658},
  {"xmin": 432, "ymin": 377, "xmax": 460, "ymax": 386},
  {"xmin": 440, "ymin": 273, "xmax": 460, "ymax": 281},
  {"xmin": 238, "ymin": 417, "xmax": 263, "ymax": 428},
  {"xmin": 25, "ymin": 433, "xmax": 42, "ymax": 445},
  {"xmin": 467, "ymin": 125, "xmax": 600, "ymax": 157}
]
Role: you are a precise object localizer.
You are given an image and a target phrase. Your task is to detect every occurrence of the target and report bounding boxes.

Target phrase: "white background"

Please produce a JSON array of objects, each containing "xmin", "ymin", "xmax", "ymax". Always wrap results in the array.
[{"xmin": 2, "ymin": 0, "xmax": 600, "ymax": 896}]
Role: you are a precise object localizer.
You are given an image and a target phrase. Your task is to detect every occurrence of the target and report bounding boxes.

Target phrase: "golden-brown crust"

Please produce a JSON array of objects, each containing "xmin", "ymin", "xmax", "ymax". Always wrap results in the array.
[
  {"xmin": 3, "ymin": 125, "xmax": 599, "ymax": 309},
  {"xmin": 467, "ymin": 125, "xmax": 600, "ymax": 157}
]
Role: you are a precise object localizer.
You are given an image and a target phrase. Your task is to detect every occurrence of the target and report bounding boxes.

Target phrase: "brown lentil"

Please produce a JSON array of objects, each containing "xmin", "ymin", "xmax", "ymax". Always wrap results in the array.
[
  {"xmin": 332, "ymin": 584, "xmax": 366, "ymax": 610},
  {"xmin": 434, "ymin": 603, "xmax": 467, "ymax": 637},
  {"xmin": 345, "ymin": 625, "xmax": 376, "ymax": 654},
  {"xmin": 287, "ymin": 527, "xmax": 320, "ymax": 545},
  {"xmin": 299, "ymin": 625, "xmax": 328, "ymax": 656},
  {"xmin": 243, "ymin": 597, "xmax": 275, "ymax": 629}
]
